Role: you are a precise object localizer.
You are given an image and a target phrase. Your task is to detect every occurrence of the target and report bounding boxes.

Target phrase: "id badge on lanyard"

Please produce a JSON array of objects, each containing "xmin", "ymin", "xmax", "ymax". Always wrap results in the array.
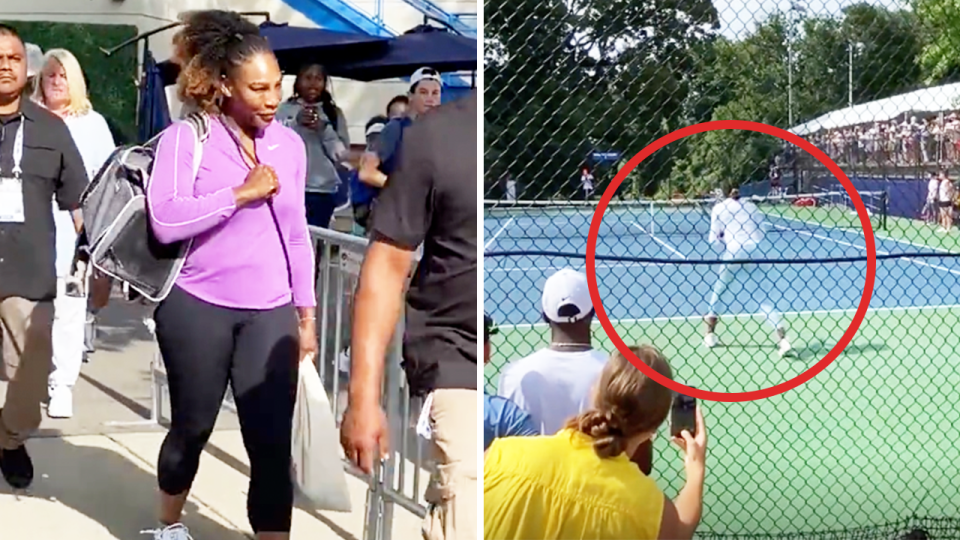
[{"xmin": 0, "ymin": 119, "xmax": 25, "ymax": 223}]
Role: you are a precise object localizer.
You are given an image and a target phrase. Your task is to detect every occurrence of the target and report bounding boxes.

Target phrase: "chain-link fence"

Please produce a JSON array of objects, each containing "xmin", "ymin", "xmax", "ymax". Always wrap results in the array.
[{"xmin": 484, "ymin": 0, "xmax": 960, "ymax": 537}]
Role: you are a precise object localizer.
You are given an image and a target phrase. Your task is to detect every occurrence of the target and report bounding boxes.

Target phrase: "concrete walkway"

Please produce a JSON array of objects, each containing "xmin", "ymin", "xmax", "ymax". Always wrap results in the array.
[{"xmin": 0, "ymin": 300, "xmax": 423, "ymax": 539}]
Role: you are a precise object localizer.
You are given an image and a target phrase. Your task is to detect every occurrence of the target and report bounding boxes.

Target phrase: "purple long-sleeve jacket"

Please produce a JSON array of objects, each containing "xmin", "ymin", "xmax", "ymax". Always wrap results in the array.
[{"xmin": 147, "ymin": 117, "xmax": 316, "ymax": 309}]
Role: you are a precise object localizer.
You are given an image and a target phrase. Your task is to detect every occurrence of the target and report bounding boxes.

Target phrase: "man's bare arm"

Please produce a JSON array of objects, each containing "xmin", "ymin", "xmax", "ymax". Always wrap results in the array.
[
  {"xmin": 72, "ymin": 209, "xmax": 83, "ymax": 234},
  {"xmin": 358, "ymin": 152, "xmax": 388, "ymax": 188},
  {"xmin": 349, "ymin": 239, "xmax": 415, "ymax": 408}
]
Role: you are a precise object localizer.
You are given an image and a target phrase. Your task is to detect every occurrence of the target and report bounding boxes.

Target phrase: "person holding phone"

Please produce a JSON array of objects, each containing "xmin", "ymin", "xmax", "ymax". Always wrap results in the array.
[
  {"xmin": 485, "ymin": 344, "xmax": 708, "ymax": 539},
  {"xmin": 275, "ymin": 63, "xmax": 350, "ymax": 230}
]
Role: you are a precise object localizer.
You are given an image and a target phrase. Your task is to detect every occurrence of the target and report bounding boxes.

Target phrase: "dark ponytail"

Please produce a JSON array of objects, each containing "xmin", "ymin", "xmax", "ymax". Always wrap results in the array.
[{"xmin": 173, "ymin": 10, "xmax": 271, "ymax": 113}]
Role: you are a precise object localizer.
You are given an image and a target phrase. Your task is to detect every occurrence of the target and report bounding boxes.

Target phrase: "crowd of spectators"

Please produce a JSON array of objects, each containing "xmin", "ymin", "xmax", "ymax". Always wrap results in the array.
[{"xmin": 805, "ymin": 113, "xmax": 960, "ymax": 169}]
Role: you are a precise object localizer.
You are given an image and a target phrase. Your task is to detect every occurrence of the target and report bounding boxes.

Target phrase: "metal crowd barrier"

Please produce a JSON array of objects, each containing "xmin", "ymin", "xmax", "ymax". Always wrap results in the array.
[
  {"xmin": 308, "ymin": 225, "xmax": 431, "ymax": 540},
  {"xmin": 115, "ymin": 225, "xmax": 431, "ymax": 540}
]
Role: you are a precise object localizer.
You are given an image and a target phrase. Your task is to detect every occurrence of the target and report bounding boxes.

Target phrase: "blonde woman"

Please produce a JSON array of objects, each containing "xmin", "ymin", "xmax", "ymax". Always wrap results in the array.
[
  {"xmin": 485, "ymin": 345, "xmax": 708, "ymax": 539},
  {"xmin": 33, "ymin": 48, "xmax": 116, "ymax": 419}
]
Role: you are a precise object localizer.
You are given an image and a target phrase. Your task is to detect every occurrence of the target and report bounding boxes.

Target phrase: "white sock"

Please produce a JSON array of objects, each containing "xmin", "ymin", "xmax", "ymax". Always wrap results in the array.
[{"xmin": 759, "ymin": 302, "xmax": 784, "ymax": 335}]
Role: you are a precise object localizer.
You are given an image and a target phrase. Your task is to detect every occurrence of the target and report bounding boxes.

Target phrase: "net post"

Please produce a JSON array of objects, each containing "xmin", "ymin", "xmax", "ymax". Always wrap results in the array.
[{"xmin": 881, "ymin": 190, "xmax": 888, "ymax": 231}]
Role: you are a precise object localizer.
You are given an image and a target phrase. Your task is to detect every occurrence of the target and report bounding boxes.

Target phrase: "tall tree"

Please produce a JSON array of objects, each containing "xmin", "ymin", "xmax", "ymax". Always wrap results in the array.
[
  {"xmin": 912, "ymin": 0, "xmax": 960, "ymax": 83},
  {"xmin": 484, "ymin": 0, "xmax": 719, "ymax": 200},
  {"xmin": 666, "ymin": 4, "xmax": 925, "ymax": 197}
]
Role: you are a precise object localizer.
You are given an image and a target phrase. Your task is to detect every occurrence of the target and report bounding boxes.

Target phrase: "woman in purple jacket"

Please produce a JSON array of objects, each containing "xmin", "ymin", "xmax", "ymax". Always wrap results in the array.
[{"xmin": 142, "ymin": 10, "xmax": 317, "ymax": 540}]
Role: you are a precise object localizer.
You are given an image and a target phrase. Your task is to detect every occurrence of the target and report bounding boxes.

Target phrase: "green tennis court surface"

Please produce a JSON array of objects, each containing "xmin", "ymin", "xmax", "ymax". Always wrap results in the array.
[{"xmin": 484, "ymin": 194, "xmax": 960, "ymax": 536}]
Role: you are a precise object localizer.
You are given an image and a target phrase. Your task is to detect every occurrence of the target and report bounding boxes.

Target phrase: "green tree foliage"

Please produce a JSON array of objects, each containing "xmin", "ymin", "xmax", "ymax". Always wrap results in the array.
[
  {"xmin": 912, "ymin": 0, "xmax": 960, "ymax": 83},
  {"xmin": 0, "ymin": 21, "xmax": 138, "ymax": 142},
  {"xmin": 486, "ymin": 1, "xmax": 937, "ymax": 200},
  {"xmin": 667, "ymin": 3, "xmax": 924, "ymax": 197},
  {"xmin": 484, "ymin": 0, "xmax": 719, "ymax": 199}
]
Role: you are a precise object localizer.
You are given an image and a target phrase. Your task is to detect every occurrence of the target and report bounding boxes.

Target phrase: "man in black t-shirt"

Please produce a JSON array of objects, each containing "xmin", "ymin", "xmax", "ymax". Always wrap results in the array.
[
  {"xmin": 341, "ymin": 90, "xmax": 477, "ymax": 540},
  {"xmin": 0, "ymin": 25, "xmax": 88, "ymax": 490}
]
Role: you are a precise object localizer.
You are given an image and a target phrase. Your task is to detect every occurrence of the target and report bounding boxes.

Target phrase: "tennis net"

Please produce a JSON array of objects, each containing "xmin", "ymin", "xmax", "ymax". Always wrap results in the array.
[{"xmin": 483, "ymin": 190, "xmax": 887, "ymax": 242}]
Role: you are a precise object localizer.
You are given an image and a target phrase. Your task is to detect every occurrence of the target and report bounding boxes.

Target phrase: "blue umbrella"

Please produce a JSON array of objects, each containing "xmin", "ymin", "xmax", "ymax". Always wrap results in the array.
[
  {"xmin": 261, "ymin": 21, "xmax": 390, "ymax": 73},
  {"xmin": 137, "ymin": 50, "xmax": 172, "ymax": 143},
  {"xmin": 157, "ymin": 22, "xmax": 391, "ymax": 85},
  {"xmin": 327, "ymin": 25, "xmax": 477, "ymax": 81}
]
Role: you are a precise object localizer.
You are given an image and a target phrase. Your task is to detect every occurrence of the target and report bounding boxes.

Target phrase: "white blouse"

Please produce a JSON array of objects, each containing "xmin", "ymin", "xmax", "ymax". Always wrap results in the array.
[{"xmin": 54, "ymin": 110, "xmax": 117, "ymax": 277}]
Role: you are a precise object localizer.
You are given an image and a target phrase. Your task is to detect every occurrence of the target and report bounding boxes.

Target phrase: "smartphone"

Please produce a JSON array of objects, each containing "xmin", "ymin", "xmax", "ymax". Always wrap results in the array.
[{"xmin": 670, "ymin": 392, "xmax": 697, "ymax": 438}]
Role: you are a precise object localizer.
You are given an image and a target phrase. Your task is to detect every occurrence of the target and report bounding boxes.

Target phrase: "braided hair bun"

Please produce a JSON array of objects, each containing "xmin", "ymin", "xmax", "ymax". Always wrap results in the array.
[
  {"xmin": 565, "ymin": 345, "xmax": 674, "ymax": 459},
  {"xmin": 172, "ymin": 10, "xmax": 270, "ymax": 112},
  {"xmin": 577, "ymin": 408, "xmax": 628, "ymax": 458}
]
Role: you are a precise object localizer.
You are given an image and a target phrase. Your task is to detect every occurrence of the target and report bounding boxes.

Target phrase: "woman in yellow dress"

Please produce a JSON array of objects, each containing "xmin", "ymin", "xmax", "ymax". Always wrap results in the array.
[{"xmin": 484, "ymin": 344, "xmax": 708, "ymax": 539}]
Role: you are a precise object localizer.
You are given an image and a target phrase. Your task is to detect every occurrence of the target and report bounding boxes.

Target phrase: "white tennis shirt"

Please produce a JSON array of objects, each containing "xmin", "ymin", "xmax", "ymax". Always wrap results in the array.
[
  {"xmin": 497, "ymin": 347, "xmax": 608, "ymax": 436},
  {"xmin": 53, "ymin": 110, "xmax": 116, "ymax": 277},
  {"xmin": 709, "ymin": 197, "xmax": 765, "ymax": 253}
]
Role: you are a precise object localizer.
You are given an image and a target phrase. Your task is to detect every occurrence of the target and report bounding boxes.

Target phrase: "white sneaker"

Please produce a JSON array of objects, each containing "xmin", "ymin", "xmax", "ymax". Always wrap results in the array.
[
  {"xmin": 704, "ymin": 333, "xmax": 720, "ymax": 348},
  {"xmin": 47, "ymin": 386, "xmax": 73, "ymax": 419},
  {"xmin": 141, "ymin": 523, "xmax": 193, "ymax": 540},
  {"xmin": 778, "ymin": 338, "xmax": 793, "ymax": 358}
]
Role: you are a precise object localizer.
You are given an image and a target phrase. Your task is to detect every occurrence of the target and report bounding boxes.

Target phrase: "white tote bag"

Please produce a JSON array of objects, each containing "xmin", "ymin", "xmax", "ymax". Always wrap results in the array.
[{"xmin": 292, "ymin": 355, "xmax": 353, "ymax": 512}]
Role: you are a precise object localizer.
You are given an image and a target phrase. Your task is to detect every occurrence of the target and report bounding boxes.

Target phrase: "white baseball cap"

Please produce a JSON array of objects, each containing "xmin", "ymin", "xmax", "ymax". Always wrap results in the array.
[
  {"xmin": 410, "ymin": 66, "xmax": 442, "ymax": 88},
  {"xmin": 541, "ymin": 268, "xmax": 593, "ymax": 324},
  {"xmin": 365, "ymin": 121, "xmax": 385, "ymax": 137}
]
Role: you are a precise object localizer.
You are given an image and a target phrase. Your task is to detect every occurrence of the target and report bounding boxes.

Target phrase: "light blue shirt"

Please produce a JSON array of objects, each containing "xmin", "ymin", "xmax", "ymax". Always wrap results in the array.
[{"xmin": 484, "ymin": 391, "xmax": 538, "ymax": 450}]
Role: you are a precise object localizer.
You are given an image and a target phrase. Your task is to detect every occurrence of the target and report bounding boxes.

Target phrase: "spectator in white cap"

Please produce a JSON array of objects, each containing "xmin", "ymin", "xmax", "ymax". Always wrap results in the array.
[
  {"xmin": 351, "ymin": 115, "xmax": 389, "ymax": 234},
  {"xmin": 358, "ymin": 66, "xmax": 442, "ymax": 190},
  {"xmin": 497, "ymin": 268, "xmax": 608, "ymax": 436}
]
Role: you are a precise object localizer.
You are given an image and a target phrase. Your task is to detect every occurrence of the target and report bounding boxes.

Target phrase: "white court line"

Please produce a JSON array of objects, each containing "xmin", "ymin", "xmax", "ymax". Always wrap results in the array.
[
  {"xmin": 484, "ymin": 217, "xmax": 514, "ymax": 250},
  {"xmin": 774, "ymin": 219, "xmax": 960, "ymax": 277},
  {"xmin": 496, "ymin": 302, "xmax": 960, "ymax": 330},
  {"xmin": 775, "ymin": 213, "xmax": 953, "ymax": 253},
  {"xmin": 632, "ymin": 222, "xmax": 687, "ymax": 260}
]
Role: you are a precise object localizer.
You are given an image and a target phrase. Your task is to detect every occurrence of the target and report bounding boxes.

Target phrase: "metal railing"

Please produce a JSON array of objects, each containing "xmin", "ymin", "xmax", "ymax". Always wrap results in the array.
[{"xmin": 309, "ymin": 225, "xmax": 431, "ymax": 540}]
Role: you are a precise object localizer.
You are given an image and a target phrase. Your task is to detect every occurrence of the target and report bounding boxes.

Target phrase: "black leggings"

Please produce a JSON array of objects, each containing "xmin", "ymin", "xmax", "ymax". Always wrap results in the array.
[{"xmin": 153, "ymin": 286, "xmax": 299, "ymax": 533}]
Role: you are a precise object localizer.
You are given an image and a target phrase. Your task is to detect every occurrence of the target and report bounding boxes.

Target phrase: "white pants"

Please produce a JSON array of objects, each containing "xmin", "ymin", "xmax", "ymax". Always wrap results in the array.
[
  {"xmin": 708, "ymin": 243, "xmax": 783, "ymax": 331},
  {"xmin": 49, "ymin": 278, "xmax": 88, "ymax": 389}
]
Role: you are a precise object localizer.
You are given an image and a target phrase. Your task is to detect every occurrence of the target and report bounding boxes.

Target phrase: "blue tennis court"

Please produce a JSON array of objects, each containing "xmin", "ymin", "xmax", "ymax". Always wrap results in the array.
[{"xmin": 483, "ymin": 195, "xmax": 960, "ymax": 327}]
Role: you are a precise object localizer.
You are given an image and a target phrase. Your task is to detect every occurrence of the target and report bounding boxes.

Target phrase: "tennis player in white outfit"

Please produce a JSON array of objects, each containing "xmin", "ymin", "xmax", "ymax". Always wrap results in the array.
[{"xmin": 704, "ymin": 189, "xmax": 793, "ymax": 358}]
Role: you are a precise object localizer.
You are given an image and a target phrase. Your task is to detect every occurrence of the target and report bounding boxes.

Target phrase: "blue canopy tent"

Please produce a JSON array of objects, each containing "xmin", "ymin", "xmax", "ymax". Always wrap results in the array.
[
  {"xmin": 137, "ymin": 50, "xmax": 172, "ymax": 143},
  {"xmin": 156, "ymin": 21, "xmax": 392, "ymax": 86},
  {"xmin": 327, "ymin": 25, "xmax": 477, "ymax": 82}
]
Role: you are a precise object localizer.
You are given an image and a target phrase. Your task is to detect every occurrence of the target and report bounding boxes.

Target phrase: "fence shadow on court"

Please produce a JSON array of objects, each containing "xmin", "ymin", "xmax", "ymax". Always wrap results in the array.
[{"xmin": 789, "ymin": 340, "xmax": 892, "ymax": 361}]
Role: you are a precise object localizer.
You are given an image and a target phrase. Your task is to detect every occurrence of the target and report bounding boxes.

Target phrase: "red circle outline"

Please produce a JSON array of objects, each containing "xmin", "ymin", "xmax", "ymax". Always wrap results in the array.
[{"xmin": 585, "ymin": 120, "xmax": 876, "ymax": 402}]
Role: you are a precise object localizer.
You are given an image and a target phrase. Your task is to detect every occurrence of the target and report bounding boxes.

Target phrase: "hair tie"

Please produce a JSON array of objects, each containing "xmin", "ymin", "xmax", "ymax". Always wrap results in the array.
[
  {"xmin": 234, "ymin": 32, "xmax": 244, "ymax": 41},
  {"xmin": 602, "ymin": 410, "xmax": 623, "ymax": 436}
]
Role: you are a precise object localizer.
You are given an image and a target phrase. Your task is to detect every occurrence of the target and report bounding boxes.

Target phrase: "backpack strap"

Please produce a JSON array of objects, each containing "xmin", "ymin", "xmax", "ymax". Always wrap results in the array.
[{"xmin": 182, "ymin": 112, "xmax": 211, "ymax": 177}]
